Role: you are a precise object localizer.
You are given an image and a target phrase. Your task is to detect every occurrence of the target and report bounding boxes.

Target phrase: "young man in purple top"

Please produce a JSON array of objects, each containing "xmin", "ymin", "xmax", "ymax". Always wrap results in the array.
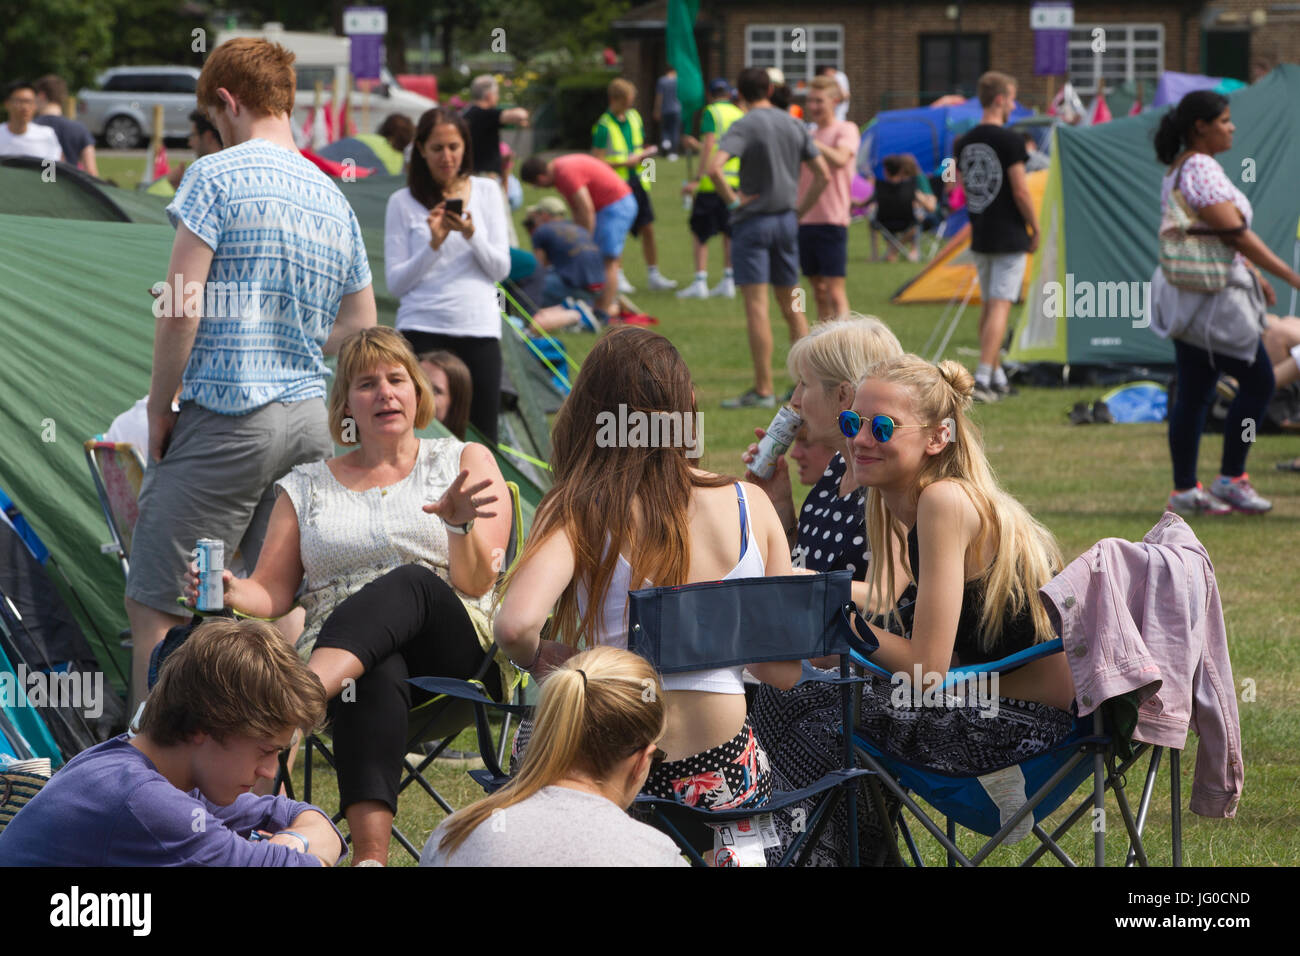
[{"xmin": 0, "ymin": 619, "xmax": 345, "ymax": 866}]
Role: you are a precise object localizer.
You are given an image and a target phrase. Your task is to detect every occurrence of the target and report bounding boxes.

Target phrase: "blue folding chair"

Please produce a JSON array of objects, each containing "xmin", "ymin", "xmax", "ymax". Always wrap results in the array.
[
  {"xmin": 850, "ymin": 640, "xmax": 1184, "ymax": 867},
  {"xmin": 625, "ymin": 570, "xmax": 878, "ymax": 867}
]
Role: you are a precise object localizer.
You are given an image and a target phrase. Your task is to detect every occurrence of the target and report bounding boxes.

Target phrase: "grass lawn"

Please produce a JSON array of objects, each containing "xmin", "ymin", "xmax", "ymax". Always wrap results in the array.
[
  {"xmin": 273, "ymin": 156, "xmax": 1300, "ymax": 865},
  {"xmin": 96, "ymin": 153, "xmax": 147, "ymax": 191}
]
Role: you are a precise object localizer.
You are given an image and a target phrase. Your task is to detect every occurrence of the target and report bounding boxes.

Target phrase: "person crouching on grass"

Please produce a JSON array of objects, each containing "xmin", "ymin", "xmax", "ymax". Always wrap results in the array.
[{"xmin": 0, "ymin": 619, "xmax": 345, "ymax": 866}]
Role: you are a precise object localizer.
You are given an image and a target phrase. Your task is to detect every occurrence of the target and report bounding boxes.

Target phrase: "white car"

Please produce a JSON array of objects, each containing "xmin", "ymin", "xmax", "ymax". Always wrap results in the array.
[{"xmin": 77, "ymin": 66, "xmax": 201, "ymax": 149}]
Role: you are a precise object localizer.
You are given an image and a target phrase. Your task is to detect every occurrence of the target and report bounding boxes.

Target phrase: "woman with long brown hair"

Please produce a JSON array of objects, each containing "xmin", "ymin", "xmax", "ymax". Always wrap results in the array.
[
  {"xmin": 494, "ymin": 327, "xmax": 801, "ymax": 813},
  {"xmin": 385, "ymin": 107, "xmax": 511, "ymax": 443},
  {"xmin": 422, "ymin": 646, "xmax": 684, "ymax": 866}
]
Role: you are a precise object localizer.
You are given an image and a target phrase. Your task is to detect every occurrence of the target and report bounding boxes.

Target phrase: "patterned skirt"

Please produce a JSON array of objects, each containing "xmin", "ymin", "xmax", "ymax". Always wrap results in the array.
[
  {"xmin": 751, "ymin": 677, "xmax": 901, "ymax": 867},
  {"xmin": 855, "ymin": 673, "xmax": 1076, "ymax": 774},
  {"xmin": 641, "ymin": 716, "xmax": 774, "ymax": 811}
]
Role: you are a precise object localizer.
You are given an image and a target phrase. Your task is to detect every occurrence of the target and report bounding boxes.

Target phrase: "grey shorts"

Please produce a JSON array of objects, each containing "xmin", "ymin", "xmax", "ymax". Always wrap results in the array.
[
  {"xmin": 971, "ymin": 251, "xmax": 1027, "ymax": 303},
  {"xmin": 125, "ymin": 399, "xmax": 332, "ymax": 615},
  {"xmin": 731, "ymin": 210, "xmax": 799, "ymax": 287}
]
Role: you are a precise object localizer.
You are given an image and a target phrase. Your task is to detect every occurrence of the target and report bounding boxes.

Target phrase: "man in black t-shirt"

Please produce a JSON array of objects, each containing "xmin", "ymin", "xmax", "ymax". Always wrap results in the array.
[
  {"xmin": 952, "ymin": 71, "xmax": 1040, "ymax": 402},
  {"xmin": 462, "ymin": 75, "xmax": 530, "ymax": 177}
]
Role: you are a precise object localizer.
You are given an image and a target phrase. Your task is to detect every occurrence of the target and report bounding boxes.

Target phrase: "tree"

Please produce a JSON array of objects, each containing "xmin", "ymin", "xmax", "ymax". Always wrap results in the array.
[{"xmin": 0, "ymin": 0, "xmax": 116, "ymax": 92}]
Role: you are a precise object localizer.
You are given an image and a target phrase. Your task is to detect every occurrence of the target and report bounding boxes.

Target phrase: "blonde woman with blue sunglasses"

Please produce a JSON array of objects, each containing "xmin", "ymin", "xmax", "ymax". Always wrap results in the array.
[{"xmin": 845, "ymin": 354, "xmax": 1075, "ymax": 841}]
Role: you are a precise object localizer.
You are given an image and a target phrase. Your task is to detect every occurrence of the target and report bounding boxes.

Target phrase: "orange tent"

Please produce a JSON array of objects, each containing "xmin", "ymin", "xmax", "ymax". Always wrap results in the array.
[{"xmin": 891, "ymin": 169, "xmax": 1049, "ymax": 305}]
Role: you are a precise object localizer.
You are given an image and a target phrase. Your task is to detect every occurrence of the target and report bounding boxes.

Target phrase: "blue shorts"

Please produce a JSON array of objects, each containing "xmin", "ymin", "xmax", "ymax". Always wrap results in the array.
[
  {"xmin": 731, "ymin": 210, "xmax": 799, "ymax": 287},
  {"xmin": 798, "ymin": 224, "xmax": 848, "ymax": 278},
  {"xmin": 593, "ymin": 193, "xmax": 638, "ymax": 259},
  {"xmin": 542, "ymin": 269, "xmax": 598, "ymax": 308}
]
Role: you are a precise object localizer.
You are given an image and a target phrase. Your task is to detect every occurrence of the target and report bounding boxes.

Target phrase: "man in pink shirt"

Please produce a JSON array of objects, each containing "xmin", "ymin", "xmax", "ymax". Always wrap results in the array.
[
  {"xmin": 798, "ymin": 75, "xmax": 859, "ymax": 320},
  {"xmin": 522, "ymin": 152, "xmax": 637, "ymax": 317}
]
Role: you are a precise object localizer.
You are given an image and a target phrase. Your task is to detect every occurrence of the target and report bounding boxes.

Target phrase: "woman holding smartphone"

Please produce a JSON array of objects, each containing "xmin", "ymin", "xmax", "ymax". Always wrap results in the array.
[{"xmin": 385, "ymin": 107, "xmax": 512, "ymax": 443}]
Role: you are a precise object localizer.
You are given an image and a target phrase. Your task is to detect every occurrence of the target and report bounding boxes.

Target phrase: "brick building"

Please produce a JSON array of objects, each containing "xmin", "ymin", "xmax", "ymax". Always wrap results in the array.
[{"xmin": 613, "ymin": 1, "xmax": 1300, "ymax": 129}]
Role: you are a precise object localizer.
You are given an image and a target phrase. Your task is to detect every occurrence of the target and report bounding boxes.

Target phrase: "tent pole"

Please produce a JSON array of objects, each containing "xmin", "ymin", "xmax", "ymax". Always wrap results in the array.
[
  {"xmin": 931, "ymin": 275, "xmax": 979, "ymax": 363},
  {"xmin": 1290, "ymin": 239, "xmax": 1298, "ymax": 316}
]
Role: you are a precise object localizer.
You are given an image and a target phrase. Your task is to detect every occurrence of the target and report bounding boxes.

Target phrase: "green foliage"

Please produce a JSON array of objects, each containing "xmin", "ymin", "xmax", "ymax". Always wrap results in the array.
[
  {"xmin": 551, "ymin": 69, "xmax": 617, "ymax": 148},
  {"xmin": 0, "ymin": 0, "xmax": 208, "ymax": 93},
  {"xmin": 0, "ymin": 0, "xmax": 115, "ymax": 91},
  {"xmin": 107, "ymin": 0, "xmax": 207, "ymax": 69},
  {"xmin": 539, "ymin": 0, "xmax": 633, "ymax": 55}
]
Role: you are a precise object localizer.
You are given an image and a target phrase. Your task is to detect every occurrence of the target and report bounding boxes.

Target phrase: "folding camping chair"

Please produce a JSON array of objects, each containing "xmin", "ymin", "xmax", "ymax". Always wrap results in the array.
[
  {"xmin": 291, "ymin": 481, "xmax": 529, "ymax": 861},
  {"xmin": 83, "ymin": 440, "xmax": 147, "ymax": 582},
  {"xmin": 850, "ymin": 640, "xmax": 1184, "ymax": 867},
  {"xmin": 625, "ymin": 571, "xmax": 876, "ymax": 866},
  {"xmin": 415, "ymin": 570, "xmax": 879, "ymax": 867}
]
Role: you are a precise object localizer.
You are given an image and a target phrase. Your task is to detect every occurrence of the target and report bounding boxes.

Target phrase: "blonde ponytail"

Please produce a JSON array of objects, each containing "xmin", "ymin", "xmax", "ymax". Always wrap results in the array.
[{"xmin": 436, "ymin": 647, "xmax": 665, "ymax": 856}]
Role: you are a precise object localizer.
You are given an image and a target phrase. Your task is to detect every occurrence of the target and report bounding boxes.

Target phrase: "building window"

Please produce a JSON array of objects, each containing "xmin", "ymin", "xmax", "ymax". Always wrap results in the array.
[
  {"xmin": 919, "ymin": 34, "xmax": 989, "ymax": 101},
  {"xmin": 745, "ymin": 24, "xmax": 844, "ymax": 87},
  {"xmin": 1068, "ymin": 24, "xmax": 1164, "ymax": 95}
]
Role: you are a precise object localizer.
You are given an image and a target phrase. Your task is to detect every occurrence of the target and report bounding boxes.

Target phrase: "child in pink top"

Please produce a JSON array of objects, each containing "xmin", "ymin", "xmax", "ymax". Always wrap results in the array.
[{"xmin": 797, "ymin": 76, "xmax": 859, "ymax": 318}]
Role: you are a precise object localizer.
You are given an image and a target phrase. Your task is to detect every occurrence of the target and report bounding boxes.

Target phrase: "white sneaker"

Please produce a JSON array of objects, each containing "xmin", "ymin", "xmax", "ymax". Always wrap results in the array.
[
  {"xmin": 709, "ymin": 276, "xmax": 736, "ymax": 299},
  {"xmin": 647, "ymin": 272, "xmax": 679, "ymax": 291},
  {"xmin": 676, "ymin": 279, "xmax": 709, "ymax": 299},
  {"xmin": 617, "ymin": 270, "xmax": 636, "ymax": 294}
]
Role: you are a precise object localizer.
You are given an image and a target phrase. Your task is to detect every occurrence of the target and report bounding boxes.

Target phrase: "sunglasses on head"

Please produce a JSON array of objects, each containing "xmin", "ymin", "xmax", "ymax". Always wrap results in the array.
[{"xmin": 838, "ymin": 410, "xmax": 934, "ymax": 442}]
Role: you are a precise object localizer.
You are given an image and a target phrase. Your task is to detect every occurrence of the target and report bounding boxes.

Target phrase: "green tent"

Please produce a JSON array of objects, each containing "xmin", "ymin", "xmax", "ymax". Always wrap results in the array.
[
  {"xmin": 1008, "ymin": 65, "xmax": 1300, "ymax": 368},
  {"xmin": 0, "ymin": 167, "xmax": 557, "ymax": 679},
  {"xmin": 334, "ymin": 172, "xmax": 557, "ymax": 482}
]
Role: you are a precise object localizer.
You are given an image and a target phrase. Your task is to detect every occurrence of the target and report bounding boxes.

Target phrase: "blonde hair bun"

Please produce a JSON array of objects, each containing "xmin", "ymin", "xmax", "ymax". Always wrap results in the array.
[{"xmin": 936, "ymin": 360, "xmax": 975, "ymax": 408}]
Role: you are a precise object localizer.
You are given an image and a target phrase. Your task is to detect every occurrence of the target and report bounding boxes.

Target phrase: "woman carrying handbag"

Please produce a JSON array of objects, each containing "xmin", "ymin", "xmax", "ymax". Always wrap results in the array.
[{"xmin": 1150, "ymin": 90, "xmax": 1300, "ymax": 515}]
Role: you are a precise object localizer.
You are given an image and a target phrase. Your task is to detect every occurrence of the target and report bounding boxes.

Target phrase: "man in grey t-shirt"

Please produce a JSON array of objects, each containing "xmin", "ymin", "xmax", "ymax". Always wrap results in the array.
[
  {"xmin": 708, "ymin": 67, "xmax": 830, "ymax": 408},
  {"xmin": 654, "ymin": 67, "xmax": 680, "ymax": 157}
]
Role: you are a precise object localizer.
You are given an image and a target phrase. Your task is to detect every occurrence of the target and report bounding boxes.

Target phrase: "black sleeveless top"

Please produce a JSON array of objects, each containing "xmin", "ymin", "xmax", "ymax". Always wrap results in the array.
[{"xmin": 906, "ymin": 525, "xmax": 1037, "ymax": 665}]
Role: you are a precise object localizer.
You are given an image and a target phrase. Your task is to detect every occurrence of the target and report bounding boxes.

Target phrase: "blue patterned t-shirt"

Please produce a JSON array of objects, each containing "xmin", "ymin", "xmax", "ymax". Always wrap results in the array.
[{"xmin": 166, "ymin": 139, "xmax": 372, "ymax": 414}]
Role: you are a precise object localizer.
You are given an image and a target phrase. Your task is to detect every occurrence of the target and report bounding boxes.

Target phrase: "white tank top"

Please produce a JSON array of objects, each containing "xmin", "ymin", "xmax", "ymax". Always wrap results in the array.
[{"xmin": 576, "ymin": 483, "xmax": 764, "ymax": 694}]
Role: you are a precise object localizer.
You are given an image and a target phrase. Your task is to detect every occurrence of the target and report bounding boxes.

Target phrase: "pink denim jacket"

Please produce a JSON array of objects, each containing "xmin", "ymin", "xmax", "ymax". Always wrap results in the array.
[{"xmin": 1039, "ymin": 512, "xmax": 1242, "ymax": 818}]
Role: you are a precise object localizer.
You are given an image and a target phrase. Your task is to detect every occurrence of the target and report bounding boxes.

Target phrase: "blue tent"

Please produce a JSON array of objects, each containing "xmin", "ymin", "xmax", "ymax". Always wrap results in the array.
[{"xmin": 858, "ymin": 100, "xmax": 1035, "ymax": 179}]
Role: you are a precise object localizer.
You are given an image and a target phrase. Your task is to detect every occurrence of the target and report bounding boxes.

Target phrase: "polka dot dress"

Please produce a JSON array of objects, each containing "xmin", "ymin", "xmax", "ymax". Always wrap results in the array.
[{"xmin": 792, "ymin": 452, "xmax": 868, "ymax": 579}]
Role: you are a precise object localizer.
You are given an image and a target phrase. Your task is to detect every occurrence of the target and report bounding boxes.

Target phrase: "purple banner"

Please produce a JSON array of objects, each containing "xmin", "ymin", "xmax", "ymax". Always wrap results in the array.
[
  {"xmin": 1034, "ymin": 30, "xmax": 1068, "ymax": 76},
  {"xmin": 350, "ymin": 33, "xmax": 383, "ymax": 81}
]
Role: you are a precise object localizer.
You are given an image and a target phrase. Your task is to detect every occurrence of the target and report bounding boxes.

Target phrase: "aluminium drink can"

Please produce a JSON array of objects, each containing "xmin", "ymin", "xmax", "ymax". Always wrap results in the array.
[
  {"xmin": 748, "ymin": 405, "xmax": 804, "ymax": 480},
  {"xmin": 194, "ymin": 538, "xmax": 225, "ymax": 612}
]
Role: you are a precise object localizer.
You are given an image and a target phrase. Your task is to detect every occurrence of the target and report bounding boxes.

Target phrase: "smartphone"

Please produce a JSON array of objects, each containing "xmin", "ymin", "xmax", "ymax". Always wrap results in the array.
[{"xmin": 443, "ymin": 198, "xmax": 463, "ymax": 216}]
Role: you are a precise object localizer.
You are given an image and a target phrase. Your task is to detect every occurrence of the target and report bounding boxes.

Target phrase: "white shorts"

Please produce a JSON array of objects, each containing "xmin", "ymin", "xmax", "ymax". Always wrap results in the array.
[{"xmin": 971, "ymin": 251, "xmax": 1027, "ymax": 303}]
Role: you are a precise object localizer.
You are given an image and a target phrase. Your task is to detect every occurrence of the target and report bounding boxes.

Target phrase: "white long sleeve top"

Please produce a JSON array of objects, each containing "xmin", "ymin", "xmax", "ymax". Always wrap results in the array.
[{"xmin": 383, "ymin": 177, "xmax": 511, "ymax": 339}]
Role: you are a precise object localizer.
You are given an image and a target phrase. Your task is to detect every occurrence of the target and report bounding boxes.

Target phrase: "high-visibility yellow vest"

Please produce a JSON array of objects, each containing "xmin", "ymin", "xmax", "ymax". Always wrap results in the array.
[
  {"xmin": 698, "ymin": 101, "xmax": 742, "ymax": 193},
  {"xmin": 593, "ymin": 109, "xmax": 653, "ymax": 190}
]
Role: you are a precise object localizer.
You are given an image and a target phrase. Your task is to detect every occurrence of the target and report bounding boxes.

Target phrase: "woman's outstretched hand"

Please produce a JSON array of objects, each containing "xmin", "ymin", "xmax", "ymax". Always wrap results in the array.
[{"xmin": 424, "ymin": 468, "xmax": 499, "ymax": 527}]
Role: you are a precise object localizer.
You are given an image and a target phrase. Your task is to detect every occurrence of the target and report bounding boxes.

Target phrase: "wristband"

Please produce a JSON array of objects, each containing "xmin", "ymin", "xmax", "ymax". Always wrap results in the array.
[
  {"xmin": 275, "ymin": 830, "xmax": 309, "ymax": 853},
  {"xmin": 512, "ymin": 641, "xmax": 543, "ymax": 673},
  {"xmin": 443, "ymin": 517, "xmax": 475, "ymax": 535}
]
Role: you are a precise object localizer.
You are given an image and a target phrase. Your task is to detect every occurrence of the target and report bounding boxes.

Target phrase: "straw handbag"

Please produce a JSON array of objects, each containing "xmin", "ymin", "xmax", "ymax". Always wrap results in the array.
[{"xmin": 1158, "ymin": 158, "xmax": 1246, "ymax": 293}]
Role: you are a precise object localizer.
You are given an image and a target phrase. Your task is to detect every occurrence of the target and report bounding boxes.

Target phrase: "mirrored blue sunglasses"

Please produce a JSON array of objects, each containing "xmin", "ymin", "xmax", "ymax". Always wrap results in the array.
[{"xmin": 838, "ymin": 410, "xmax": 934, "ymax": 442}]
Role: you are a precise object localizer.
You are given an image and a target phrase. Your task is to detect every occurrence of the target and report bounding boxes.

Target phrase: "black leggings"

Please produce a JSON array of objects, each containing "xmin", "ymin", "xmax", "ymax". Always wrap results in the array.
[
  {"xmin": 1169, "ymin": 338, "xmax": 1274, "ymax": 489},
  {"xmin": 313, "ymin": 565, "xmax": 500, "ymax": 814},
  {"xmin": 400, "ymin": 330, "xmax": 502, "ymax": 445}
]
